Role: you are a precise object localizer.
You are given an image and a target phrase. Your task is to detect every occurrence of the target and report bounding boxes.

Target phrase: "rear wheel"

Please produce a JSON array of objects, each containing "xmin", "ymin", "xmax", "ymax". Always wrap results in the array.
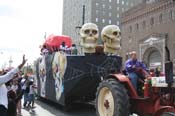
[
  {"xmin": 96, "ymin": 78, "xmax": 130, "ymax": 116},
  {"xmin": 161, "ymin": 112, "xmax": 175, "ymax": 116}
]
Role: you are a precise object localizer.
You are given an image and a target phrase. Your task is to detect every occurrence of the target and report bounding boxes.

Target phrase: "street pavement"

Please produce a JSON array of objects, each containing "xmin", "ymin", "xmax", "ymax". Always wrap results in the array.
[{"xmin": 22, "ymin": 99, "xmax": 96, "ymax": 116}]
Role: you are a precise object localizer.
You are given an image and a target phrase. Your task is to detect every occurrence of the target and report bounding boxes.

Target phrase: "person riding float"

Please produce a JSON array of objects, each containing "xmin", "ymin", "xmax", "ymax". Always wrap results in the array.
[{"xmin": 125, "ymin": 51, "xmax": 149, "ymax": 90}]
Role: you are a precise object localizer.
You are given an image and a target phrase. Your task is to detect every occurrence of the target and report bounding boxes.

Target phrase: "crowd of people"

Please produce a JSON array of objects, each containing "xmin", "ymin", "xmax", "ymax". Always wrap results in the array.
[{"xmin": 0, "ymin": 55, "xmax": 37, "ymax": 116}]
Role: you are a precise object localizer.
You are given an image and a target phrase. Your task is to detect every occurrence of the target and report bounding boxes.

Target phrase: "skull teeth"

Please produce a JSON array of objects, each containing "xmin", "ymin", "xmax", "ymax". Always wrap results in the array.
[{"xmin": 84, "ymin": 38, "xmax": 96, "ymax": 44}]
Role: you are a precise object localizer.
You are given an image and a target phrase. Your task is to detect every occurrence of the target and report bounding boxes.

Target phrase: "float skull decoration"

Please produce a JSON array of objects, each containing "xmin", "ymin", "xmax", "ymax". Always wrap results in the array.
[
  {"xmin": 38, "ymin": 57, "xmax": 46, "ymax": 98},
  {"xmin": 52, "ymin": 52, "xmax": 67, "ymax": 101},
  {"xmin": 80, "ymin": 23, "xmax": 99, "ymax": 53},
  {"xmin": 101, "ymin": 25, "xmax": 121, "ymax": 55}
]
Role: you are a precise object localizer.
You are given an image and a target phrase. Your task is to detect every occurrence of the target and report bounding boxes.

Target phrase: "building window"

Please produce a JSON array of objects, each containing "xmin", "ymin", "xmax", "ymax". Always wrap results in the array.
[
  {"xmin": 136, "ymin": 23, "xmax": 139, "ymax": 30},
  {"xmin": 96, "ymin": 3, "xmax": 99, "ymax": 6},
  {"xmin": 109, "ymin": 12, "xmax": 112, "ymax": 17},
  {"xmin": 122, "ymin": 1, "xmax": 125, "ymax": 5},
  {"xmin": 117, "ymin": 21, "xmax": 119, "ymax": 25},
  {"xmin": 96, "ymin": 10, "xmax": 99, "ymax": 14},
  {"xmin": 109, "ymin": 0, "xmax": 112, "ymax": 2},
  {"xmin": 109, "ymin": 20, "xmax": 112, "ymax": 24},
  {"xmin": 142, "ymin": 21, "xmax": 146, "ymax": 29},
  {"xmin": 117, "ymin": 0, "xmax": 120, "ymax": 4},
  {"xmin": 159, "ymin": 14, "xmax": 163, "ymax": 23},
  {"xmin": 129, "ymin": 26, "xmax": 132, "ymax": 33},
  {"xmin": 169, "ymin": 10, "xmax": 173, "ymax": 20},
  {"xmin": 117, "ymin": 14, "xmax": 120, "ymax": 18},
  {"xmin": 103, "ymin": 11, "xmax": 105, "ymax": 15},
  {"xmin": 126, "ymin": 2, "xmax": 129, "ymax": 6},
  {"xmin": 150, "ymin": 17, "xmax": 154, "ymax": 26},
  {"xmin": 122, "ymin": 8, "xmax": 125, "ymax": 12},
  {"xmin": 102, "ymin": 19, "xmax": 105, "ymax": 23},
  {"xmin": 102, "ymin": 4, "xmax": 105, "ymax": 8},
  {"xmin": 109, "ymin": 6, "xmax": 112, "ymax": 9},
  {"xmin": 96, "ymin": 18, "xmax": 98, "ymax": 22}
]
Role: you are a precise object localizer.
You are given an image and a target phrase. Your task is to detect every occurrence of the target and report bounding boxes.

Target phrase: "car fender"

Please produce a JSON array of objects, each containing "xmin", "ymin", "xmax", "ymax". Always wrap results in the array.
[{"xmin": 106, "ymin": 73, "xmax": 138, "ymax": 98}]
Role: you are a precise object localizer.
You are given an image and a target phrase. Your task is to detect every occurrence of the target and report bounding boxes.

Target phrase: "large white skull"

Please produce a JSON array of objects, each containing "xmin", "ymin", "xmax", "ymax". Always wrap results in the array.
[
  {"xmin": 80, "ymin": 23, "xmax": 99, "ymax": 53},
  {"xmin": 101, "ymin": 25, "xmax": 121, "ymax": 55}
]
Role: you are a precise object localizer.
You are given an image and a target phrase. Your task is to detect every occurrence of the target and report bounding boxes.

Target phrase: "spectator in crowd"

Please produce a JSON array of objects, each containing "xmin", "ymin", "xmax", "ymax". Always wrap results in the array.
[
  {"xmin": 21, "ymin": 74, "xmax": 30, "ymax": 108},
  {"xmin": 150, "ymin": 69, "xmax": 155, "ymax": 77},
  {"xmin": 155, "ymin": 67, "xmax": 161, "ymax": 77},
  {"xmin": 28, "ymin": 80, "xmax": 37, "ymax": 108},
  {"xmin": 15, "ymin": 75, "xmax": 23, "ymax": 116},
  {"xmin": 0, "ymin": 55, "xmax": 27, "ymax": 116},
  {"xmin": 6, "ymin": 75, "xmax": 22, "ymax": 116},
  {"xmin": 71, "ymin": 44, "xmax": 78, "ymax": 55},
  {"xmin": 41, "ymin": 45, "xmax": 49, "ymax": 55},
  {"xmin": 60, "ymin": 42, "xmax": 68, "ymax": 52},
  {"xmin": 125, "ymin": 51, "xmax": 149, "ymax": 90},
  {"xmin": 7, "ymin": 86, "xmax": 17, "ymax": 116},
  {"xmin": 4, "ymin": 77, "xmax": 17, "ymax": 116}
]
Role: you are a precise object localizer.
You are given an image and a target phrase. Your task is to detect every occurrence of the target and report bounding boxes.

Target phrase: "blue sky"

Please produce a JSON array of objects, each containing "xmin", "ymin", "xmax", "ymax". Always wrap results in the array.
[{"xmin": 0, "ymin": 0, "xmax": 63, "ymax": 69}]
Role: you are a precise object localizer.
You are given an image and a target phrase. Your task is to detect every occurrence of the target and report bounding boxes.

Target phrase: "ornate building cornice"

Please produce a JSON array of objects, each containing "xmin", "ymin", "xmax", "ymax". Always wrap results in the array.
[{"xmin": 121, "ymin": 0, "xmax": 174, "ymax": 25}]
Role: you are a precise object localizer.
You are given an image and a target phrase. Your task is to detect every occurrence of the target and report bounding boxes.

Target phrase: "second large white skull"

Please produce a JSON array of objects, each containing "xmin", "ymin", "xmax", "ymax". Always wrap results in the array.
[
  {"xmin": 101, "ymin": 25, "xmax": 121, "ymax": 55},
  {"xmin": 80, "ymin": 23, "xmax": 99, "ymax": 53}
]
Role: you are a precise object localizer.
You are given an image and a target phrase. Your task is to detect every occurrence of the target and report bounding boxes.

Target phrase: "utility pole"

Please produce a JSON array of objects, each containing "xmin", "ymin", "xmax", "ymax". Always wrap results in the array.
[
  {"xmin": 76, "ymin": 5, "xmax": 86, "ymax": 29},
  {"xmin": 82, "ymin": 5, "xmax": 85, "ymax": 25},
  {"xmin": 75, "ymin": 5, "xmax": 86, "ymax": 54}
]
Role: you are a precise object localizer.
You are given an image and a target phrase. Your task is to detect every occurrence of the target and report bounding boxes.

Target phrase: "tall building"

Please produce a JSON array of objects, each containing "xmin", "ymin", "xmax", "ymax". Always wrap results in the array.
[
  {"xmin": 62, "ymin": 0, "xmax": 141, "ymax": 45},
  {"xmin": 121, "ymin": 0, "xmax": 175, "ymax": 72}
]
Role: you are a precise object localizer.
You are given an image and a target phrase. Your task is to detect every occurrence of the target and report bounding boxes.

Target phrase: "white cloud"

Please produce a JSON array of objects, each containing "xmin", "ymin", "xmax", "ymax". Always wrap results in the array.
[{"xmin": 0, "ymin": 0, "xmax": 63, "ymax": 69}]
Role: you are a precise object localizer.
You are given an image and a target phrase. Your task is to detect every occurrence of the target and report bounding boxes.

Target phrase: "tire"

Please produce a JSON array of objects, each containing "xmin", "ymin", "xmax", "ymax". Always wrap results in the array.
[
  {"xmin": 161, "ymin": 112, "xmax": 175, "ymax": 116},
  {"xmin": 96, "ymin": 78, "xmax": 130, "ymax": 116}
]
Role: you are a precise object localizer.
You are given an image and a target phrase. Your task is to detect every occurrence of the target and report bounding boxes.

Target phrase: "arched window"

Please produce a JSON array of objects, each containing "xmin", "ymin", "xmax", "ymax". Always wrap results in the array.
[
  {"xmin": 159, "ymin": 14, "xmax": 163, "ymax": 23},
  {"xmin": 150, "ymin": 17, "xmax": 154, "ymax": 26},
  {"xmin": 129, "ymin": 26, "xmax": 132, "ymax": 33},
  {"xmin": 169, "ymin": 10, "xmax": 173, "ymax": 20},
  {"xmin": 136, "ymin": 23, "xmax": 139, "ymax": 30}
]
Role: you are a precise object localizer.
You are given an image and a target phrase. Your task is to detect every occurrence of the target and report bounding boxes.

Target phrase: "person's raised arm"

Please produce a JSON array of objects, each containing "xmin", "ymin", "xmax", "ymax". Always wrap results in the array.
[
  {"xmin": 0, "ymin": 55, "xmax": 27, "ymax": 85},
  {"xmin": 18, "ymin": 55, "xmax": 27, "ymax": 70}
]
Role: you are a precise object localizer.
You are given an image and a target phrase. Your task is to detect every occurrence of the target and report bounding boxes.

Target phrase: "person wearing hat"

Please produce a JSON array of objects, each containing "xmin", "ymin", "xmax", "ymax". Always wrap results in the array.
[
  {"xmin": 125, "ymin": 51, "xmax": 149, "ymax": 90},
  {"xmin": 0, "ymin": 55, "xmax": 27, "ymax": 116}
]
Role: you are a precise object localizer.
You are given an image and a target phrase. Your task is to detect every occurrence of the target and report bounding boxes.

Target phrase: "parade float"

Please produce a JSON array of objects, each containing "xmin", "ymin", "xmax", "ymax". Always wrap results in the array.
[{"xmin": 35, "ymin": 23, "xmax": 175, "ymax": 116}]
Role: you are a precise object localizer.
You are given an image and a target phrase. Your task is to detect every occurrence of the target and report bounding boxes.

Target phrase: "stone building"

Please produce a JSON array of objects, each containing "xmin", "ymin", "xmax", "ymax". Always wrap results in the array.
[
  {"xmin": 121, "ymin": 0, "xmax": 175, "ymax": 72},
  {"xmin": 62, "ymin": 0, "xmax": 141, "ymax": 45}
]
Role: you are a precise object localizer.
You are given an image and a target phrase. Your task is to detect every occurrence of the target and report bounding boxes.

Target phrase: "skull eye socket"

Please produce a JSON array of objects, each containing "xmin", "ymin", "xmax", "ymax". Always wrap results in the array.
[
  {"xmin": 84, "ymin": 30, "xmax": 90, "ymax": 34},
  {"xmin": 113, "ymin": 31, "xmax": 121, "ymax": 36},
  {"xmin": 113, "ymin": 31, "xmax": 118, "ymax": 36},
  {"xmin": 92, "ymin": 30, "xmax": 97, "ymax": 35}
]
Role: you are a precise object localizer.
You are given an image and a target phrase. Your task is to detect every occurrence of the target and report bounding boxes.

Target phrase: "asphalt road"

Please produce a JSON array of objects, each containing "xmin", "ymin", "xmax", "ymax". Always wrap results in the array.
[{"xmin": 22, "ymin": 99, "xmax": 96, "ymax": 116}]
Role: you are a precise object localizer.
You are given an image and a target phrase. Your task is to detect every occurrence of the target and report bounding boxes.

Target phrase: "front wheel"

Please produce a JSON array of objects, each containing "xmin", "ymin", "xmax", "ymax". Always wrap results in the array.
[{"xmin": 96, "ymin": 78, "xmax": 130, "ymax": 116}]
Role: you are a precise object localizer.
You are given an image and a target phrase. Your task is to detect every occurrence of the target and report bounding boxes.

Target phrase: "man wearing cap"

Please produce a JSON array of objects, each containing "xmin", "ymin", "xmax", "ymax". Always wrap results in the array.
[
  {"xmin": 125, "ymin": 51, "xmax": 149, "ymax": 90},
  {"xmin": 0, "ymin": 55, "xmax": 27, "ymax": 116}
]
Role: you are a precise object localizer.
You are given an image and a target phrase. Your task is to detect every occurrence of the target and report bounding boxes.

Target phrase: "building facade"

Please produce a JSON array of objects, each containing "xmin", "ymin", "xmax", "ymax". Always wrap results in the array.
[
  {"xmin": 62, "ymin": 0, "xmax": 141, "ymax": 45},
  {"xmin": 121, "ymin": 0, "xmax": 175, "ymax": 72}
]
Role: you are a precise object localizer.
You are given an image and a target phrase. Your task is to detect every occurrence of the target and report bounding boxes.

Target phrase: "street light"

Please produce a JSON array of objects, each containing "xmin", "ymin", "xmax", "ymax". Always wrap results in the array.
[
  {"xmin": 75, "ymin": 5, "xmax": 86, "ymax": 54},
  {"xmin": 75, "ymin": 4, "xmax": 86, "ymax": 34}
]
